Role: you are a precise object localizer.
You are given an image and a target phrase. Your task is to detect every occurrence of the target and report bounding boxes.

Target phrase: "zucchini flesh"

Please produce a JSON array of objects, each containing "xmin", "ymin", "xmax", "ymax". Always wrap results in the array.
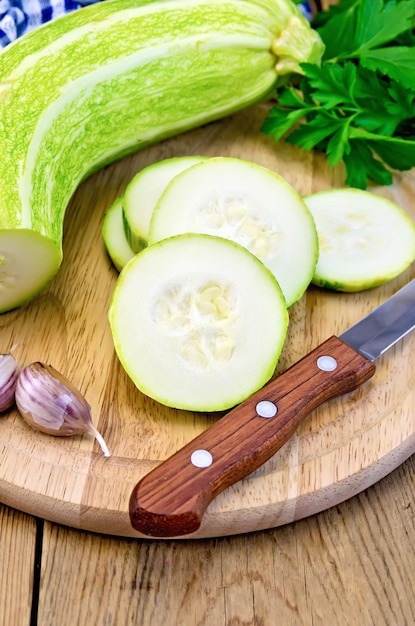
[
  {"xmin": 0, "ymin": 0, "xmax": 323, "ymax": 313},
  {"xmin": 149, "ymin": 157, "xmax": 318, "ymax": 307},
  {"xmin": 303, "ymin": 188, "xmax": 415, "ymax": 292},
  {"xmin": 109, "ymin": 233, "xmax": 288, "ymax": 411}
]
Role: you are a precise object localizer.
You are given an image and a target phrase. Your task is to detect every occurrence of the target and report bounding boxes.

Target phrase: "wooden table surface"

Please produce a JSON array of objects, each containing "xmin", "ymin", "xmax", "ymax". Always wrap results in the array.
[
  {"xmin": 1, "ymin": 455, "xmax": 414, "ymax": 625},
  {"xmin": 1, "ymin": 0, "xmax": 415, "ymax": 621}
]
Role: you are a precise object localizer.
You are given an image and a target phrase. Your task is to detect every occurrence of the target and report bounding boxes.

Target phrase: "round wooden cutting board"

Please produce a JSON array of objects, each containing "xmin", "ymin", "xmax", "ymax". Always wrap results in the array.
[{"xmin": 1, "ymin": 104, "xmax": 414, "ymax": 539}]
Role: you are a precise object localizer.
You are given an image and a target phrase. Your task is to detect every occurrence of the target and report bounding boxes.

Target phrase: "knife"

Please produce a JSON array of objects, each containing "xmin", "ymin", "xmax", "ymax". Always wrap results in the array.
[{"xmin": 129, "ymin": 279, "xmax": 415, "ymax": 537}]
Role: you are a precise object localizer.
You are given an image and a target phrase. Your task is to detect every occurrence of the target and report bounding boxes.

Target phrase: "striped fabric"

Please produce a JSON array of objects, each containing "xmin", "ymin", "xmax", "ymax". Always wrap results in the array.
[{"xmin": 0, "ymin": 0, "xmax": 313, "ymax": 49}]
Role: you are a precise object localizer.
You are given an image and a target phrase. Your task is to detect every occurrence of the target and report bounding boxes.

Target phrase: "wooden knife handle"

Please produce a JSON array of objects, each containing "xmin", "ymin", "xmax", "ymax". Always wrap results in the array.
[{"xmin": 129, "ymin": 336, "xmax": 376, "ymax": 537}]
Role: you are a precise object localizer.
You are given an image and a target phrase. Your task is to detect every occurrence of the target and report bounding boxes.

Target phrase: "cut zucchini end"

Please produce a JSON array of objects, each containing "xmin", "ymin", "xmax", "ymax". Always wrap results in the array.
[
  {"xmin": 102, "ymin": 197, "xmax": 135, "ymax": 272},
  {"xmin": 304, "ymin": 188, "xmax": 415, "ymax": 293},
  {"xmin": 109, "ymin": 233, "xmax": 288, "ymax": 412},
  {"xmin": 0, "ymin": 230, "xmax": 61, "ymax": 314},
  {"xmin": 123, "ymin": 156, "xmax": 207, "ymax": 252}
]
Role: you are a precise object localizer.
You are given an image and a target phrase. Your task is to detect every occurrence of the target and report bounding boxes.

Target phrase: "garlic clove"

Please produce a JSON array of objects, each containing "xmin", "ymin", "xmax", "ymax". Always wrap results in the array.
[
  {"xmin": 0, "ymin": 353, "xmax": 20, "ymax": 412},
  {"xmin": 15, "ymin": 362, "xmax": 111, "ymax": 457}
]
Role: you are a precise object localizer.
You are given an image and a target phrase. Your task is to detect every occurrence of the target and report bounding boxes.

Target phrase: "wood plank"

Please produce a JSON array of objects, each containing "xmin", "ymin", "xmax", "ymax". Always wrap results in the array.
[
  {"xmin": 36, "ymin": 454, "xmax": 415, "ymax": 625},
  {"xmin": 0, "ymin": 505, "xmax": 37, "ymax": 625},
  {"xmin": 0, "ymin": 104, "xmax": 414, "ymax": 539}
]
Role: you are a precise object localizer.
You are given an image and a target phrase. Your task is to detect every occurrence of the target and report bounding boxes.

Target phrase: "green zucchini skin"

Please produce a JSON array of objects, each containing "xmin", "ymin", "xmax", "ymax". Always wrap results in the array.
[
  {"xmin": 102, "ymin": 197, "xmax": 135, "ymax": 272},
  {"xmin": 0, "ymin": 0, "xmax": 323, "ymax": 313}
]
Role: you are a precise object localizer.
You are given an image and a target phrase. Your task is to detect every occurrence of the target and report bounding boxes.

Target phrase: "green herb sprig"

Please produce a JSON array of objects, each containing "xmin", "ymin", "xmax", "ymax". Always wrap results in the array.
[{"xmin": 262, "ymin": 0, "xmax": 415, "ymax": 188}]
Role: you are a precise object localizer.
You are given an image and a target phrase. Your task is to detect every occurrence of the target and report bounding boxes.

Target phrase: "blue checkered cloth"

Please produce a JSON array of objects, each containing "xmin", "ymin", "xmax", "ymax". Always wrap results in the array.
[
  {"xmin": 0, "ymin": 0, "xmax": 313, "ymax": 49},
  {"xmin": 0, "ymin": 0, "xmax": 102, "ymax": 47},
  {"xmin": 298, "ymin": 2, "xmax": 313, "ymax": 21}
]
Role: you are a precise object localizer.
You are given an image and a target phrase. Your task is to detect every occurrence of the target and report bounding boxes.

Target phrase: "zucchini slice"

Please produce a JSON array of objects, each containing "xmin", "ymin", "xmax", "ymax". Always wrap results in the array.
[
  {"xmin": 102, "ymin": 197, "xmax": 135, "ymax": 272},
  {"xmin": 304, "ymin": 188, "xmax": 415, "ymax": 292},
  {"xmin": 148, "ymin": 157, "xmax": 318, "ymax": 307},
  {"xmin": 109, "ymin": 233, "xmax": 288, "ymax": 411},
  {"xmin": 123, "ymin": 156, "xmax": 207, "ymax": 252}
]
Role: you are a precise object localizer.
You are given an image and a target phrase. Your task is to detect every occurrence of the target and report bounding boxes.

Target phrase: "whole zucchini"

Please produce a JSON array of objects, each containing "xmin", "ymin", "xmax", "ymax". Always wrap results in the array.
[{"xmin": 0, "ymin": 0, "xmax": 323, "ymax": 313}]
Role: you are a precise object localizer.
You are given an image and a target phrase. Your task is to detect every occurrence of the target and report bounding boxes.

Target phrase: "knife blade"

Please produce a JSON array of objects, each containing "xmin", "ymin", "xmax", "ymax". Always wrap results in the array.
[{"xmin": 129, "ymin": 279, "xmax": 415, "ymax": 537}]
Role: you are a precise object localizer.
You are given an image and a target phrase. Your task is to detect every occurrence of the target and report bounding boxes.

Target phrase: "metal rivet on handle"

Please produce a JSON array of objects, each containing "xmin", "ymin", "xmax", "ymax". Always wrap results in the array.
[
  {"xmin": 190, "ymin": 449, "xmax": 213, "ymax": 468},
  {"xmin": 317, "ymin": 355, "xmax": 338, "ymax": 372},
  {"xmin": 256, "ymin": 400, "xmax": 277, "ymax": 418}
]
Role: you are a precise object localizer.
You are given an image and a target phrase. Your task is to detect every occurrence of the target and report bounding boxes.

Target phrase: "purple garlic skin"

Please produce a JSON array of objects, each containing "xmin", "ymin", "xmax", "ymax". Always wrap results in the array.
[
  {"xmin": 15, "ymin": 362, "xmax": 93, "ymax": 436},
  {"xmin": 0, "ymin": 354, "xmax": 20, "ymax": 412},
  {"xmin": 15, "ymin": 362, "xmax": 111, "ymax": 456}
]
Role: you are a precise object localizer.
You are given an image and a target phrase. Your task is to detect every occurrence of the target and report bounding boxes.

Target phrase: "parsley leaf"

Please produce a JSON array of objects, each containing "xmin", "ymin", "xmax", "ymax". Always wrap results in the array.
[
  {"xmin": 261, "ymin": 0, "xmax": 415, "ymax": 189},
  {"xmin": 317, "ymin": 0, "xmax": 415, "ymax": 61},
  {"xmin": 301, "ymin": 61, "xmax": 358, "ymax": 108},
  {"xmin": 386, "ymin": 82, "xmax": 415, "ymax": 121},
  {"xmin": 359, "ymin": 47, "xmax": 415, "ymax": 90},
  {"xmin": 285, "ymin": 111, "xmax": 346, "ymax": 151},
  {"xmin": 312, "ymin": 0, "xmax": 359, "ymax": 28},
  {"xmin": 343, "ymin": 141, "xmax": 393, "ymax": 188},
  {"xmin": 260, "ymin": 105, "xmax": 310, "ymax": 142},
  {"xmin": 350, "ymin": 129, "xmax": 415, "ymax": 171},
  {"xmin": 349, "ymin": 0, "xmax": 415, "ymax": 53}
]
